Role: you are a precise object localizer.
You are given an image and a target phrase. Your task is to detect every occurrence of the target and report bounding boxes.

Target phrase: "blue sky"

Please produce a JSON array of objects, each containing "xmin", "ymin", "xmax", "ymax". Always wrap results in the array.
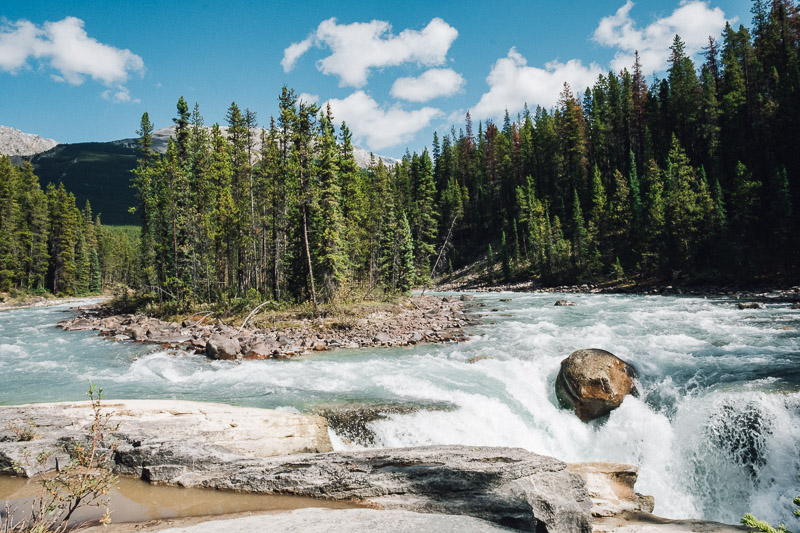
[{"xmin": 1, "ymin": 0, "xmax": 752, "ymax": 158}]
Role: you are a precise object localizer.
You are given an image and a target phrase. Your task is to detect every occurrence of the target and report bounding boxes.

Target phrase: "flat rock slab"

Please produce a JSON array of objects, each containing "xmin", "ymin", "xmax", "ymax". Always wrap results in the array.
[
  {"xmin": 154, "ymin": 508, "xmax": 522, "ymax": 533},
  {"xmin": 136, "ymin": 445, "xmax": 592, "ymax": 533},
  {"xmin": 0, "ymin": 400, "xmax": 332, "ymax": 476}
]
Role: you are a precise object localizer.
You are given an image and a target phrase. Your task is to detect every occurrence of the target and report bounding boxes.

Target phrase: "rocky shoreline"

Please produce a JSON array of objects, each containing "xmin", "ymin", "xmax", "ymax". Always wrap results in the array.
[
  {"xmin": 56, "ymin": 295, "xmax": 474, "ymax": 360},
  {"xmin": 0, "ymin": 401, "xmax": 746, "ymax": 533},
  {"xmin": 437, "ymin": 278, "xmax": 800, "ymax": 301}
]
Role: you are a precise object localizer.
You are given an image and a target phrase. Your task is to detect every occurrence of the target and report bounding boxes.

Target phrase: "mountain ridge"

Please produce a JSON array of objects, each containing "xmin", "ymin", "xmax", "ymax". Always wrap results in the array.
[{"xmin": 0, "ymin": 125, "xmax": 58, "ymax": 157}]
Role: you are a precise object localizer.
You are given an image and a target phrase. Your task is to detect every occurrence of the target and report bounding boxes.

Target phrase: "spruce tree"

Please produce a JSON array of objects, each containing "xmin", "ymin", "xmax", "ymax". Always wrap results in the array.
[
  {"xmin": 315, "ymin": 107, "xmax": 346, "ymax": 302},
  {"xmin": 397, "ymin": 212, "xmax": 415, "ymax": 294}
]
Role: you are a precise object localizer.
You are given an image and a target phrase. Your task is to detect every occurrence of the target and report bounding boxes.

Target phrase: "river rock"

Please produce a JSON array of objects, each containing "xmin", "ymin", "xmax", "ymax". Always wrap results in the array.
[
  {"xmin": 555, "ymin": 349, "xmax": 637, "ymax": 422},
  {"xmin": 554, "ymin": 300, "xmax": 576, "ymax": 306},
  {"xmin": 374, "ymin": 332, "xmax": 392, "ymax": 343},
  {"xmin": 737, "ymin": 302, "xmax": 765, "ymax": 310},
  {"xmin": 314, "ymin": 402, "xmax": 455, "ymax": 446},
  {"xmin": 460, "ymin": 294, "xmax": 475, "ymax": 301},
  {"xmin": 206, "ymin": 335, "xmax": 240, "ymax": 359},
  {"xmin": 243, "ymin": 341, "xmax": 276, "ymax": 360}
]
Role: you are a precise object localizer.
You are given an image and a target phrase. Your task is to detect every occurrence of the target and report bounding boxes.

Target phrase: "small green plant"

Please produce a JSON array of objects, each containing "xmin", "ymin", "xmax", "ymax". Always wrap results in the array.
[
  {"xmin": 3, "ymin": 383, "xmax": 119, "ymax": 532},
  {"xmin": 3, "ymin": 420, "xmax": 38, "ymax": 442},
  {"xmin": 742, "ymin": 476, "xmax": 800, "ymax": 533}
]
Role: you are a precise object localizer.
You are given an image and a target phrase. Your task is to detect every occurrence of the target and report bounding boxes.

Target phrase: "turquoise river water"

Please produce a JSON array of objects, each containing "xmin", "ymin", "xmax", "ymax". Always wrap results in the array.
[{"xmin": 1, "ymin": 292, "xmax": 798, "ymax": 525}]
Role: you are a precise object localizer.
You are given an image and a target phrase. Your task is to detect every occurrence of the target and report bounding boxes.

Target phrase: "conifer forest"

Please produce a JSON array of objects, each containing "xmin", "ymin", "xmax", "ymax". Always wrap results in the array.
[{"xmin": 2, "ymin": 4, "xmax": 799, "ymax": 304}]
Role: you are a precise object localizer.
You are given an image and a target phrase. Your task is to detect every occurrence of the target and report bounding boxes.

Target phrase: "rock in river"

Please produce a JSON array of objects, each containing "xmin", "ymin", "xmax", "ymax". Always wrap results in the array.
[
  {"xmin": 555, "ymin": 349, "xmax": 637, "ymax": 422},
  {"xmin": 737, "ymin": 302, "xmax": 765, "ymax": 310},
  {"xmin": 206, "ymin": 335, "xmax": 241, "ymax": 359},
  {"xmin": 554, "ymin": 300, "xmax": 576, "ymax": 306}
]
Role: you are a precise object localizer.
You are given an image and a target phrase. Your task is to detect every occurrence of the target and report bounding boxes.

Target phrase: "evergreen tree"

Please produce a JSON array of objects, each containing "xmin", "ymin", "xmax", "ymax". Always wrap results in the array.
[
  {"xmin": 315, "ymin": 106, "xmax": 346, "ymax": 302},
  {"xmin": 397, "ymin": 212, "xmax": 415, "ymax": 294},
  {"xmin": 500, "ymin": 230, "xmax": 511, "ymax": 281}
]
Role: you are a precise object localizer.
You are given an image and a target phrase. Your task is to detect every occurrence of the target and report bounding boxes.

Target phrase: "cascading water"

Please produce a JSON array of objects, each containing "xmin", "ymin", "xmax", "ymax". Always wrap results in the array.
[{"xmin": 1, "ymin": 293, "xmax": 798, "ymax": 525}]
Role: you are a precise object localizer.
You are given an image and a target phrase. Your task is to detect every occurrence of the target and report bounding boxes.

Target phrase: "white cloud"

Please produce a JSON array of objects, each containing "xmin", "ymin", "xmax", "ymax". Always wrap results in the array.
[
  {"xmin": 0, "ymin": 19, "xmax": 39, "ymax": 71},
  {"xmin": 594, "ymin": 1, "xmax": 733, "ymax": 73},
  {"xmin": 471, "ymin": 48, "xmax": 603, "ymax": 121},
  {"xmin": 281, "ymin": 36, "xmax": 313, "ymax": 72},
  {"xmin": 325, "ymin": 91, "xmax": 441, "ymax": 150},
  {"xmin": 391, "ymin": 68, "xmax": 465, "ymax": 102},
  {"xmin": 0, "ymin": 16, "xmax": 144, "ymax": 100},
  {"xmin": 101, "ymin": 86, "xmax": 139, "ymax": 103},
  {"xmin": 297, "ymin": 92, "xmax": 319, "ymax": 105},
  {"xmin": 283, "ymin": 17, "xmax": 458, "ymax": 87}
]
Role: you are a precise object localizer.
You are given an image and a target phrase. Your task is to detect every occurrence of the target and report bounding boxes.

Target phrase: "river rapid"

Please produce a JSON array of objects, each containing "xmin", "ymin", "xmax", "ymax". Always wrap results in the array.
[{"xmin": 1, "ymin": 292, "xmax": 798, "ymax": 525}]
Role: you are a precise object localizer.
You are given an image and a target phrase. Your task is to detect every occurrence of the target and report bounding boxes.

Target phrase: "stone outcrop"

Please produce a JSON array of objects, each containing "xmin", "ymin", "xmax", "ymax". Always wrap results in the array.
[
  {"xmin": 556, "ymin": 349, "xmax": 637, "ymax": 422},
  {"xmin": 554, "ymin": 300, "xmax": 577, "ymax": 306},
  {"xmin": 0, "ymin": 400, "xmax": 332, "ymax": 477},
  {"xmin": 0, "ymin": 401, "xmax": 593, "ymax": 532},
  {"xmin": 568, "ymin": 463, "xmax": 654, "ymax": 517}
]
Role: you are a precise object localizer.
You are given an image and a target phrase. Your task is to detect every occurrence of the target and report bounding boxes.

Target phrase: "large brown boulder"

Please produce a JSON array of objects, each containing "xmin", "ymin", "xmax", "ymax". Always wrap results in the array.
[
  {"xmin": 555, "ymin": 349, "xmax": 637, "ymax": 422},
  {"xmin": 206, "ymin": 335, "xmax": 241, "ymax": 360}
]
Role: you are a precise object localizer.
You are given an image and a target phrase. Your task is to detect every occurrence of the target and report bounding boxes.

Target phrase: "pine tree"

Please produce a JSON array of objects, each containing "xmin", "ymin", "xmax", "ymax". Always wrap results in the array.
[
  {"xmin": 315, "ymin": 106, "xmax": 346, "ymax": 302},
  {"xmin": 570, "ymin": 189, "xmax": 589, "ymax": 278},
  {"xmin": 642, "ymin": 159, "xmax": 665, "ymax": 271},
  {"xmin": 411, "ymin": 150, "xmax": 438, "ymax": 279},
  {"xmin": 397, "ymin": 212, "xmax": 415, "ymax": 294}
]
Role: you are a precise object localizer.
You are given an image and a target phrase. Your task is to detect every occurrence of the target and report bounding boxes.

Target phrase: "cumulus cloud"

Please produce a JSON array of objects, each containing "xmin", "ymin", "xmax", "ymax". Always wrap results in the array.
[
  {"xmin": 102, "ymin": 86, "xmax": 139, "ymax": 103},
  {"xmin": 325, "ymin": 91, "xmax": 441, "ymax": 150},
  {"xmin": 594, "ymin": 0, "xmax": 733, "ymax": 72},
  {"xmin": 471, "ymin": 48, "xmax": 603, "ymax": 121},
  {"xmin": 0, "ymin": 16, "xmax": 144, "ymax": 100},
  {"xmin": 281, "ymin": 36, "xmax": 313, "ymax": 72},
  {"xmin": 391, "ymin": 68, "xmax": 465, "ymax": 102},
  {"xmin": 283, "ymin": 17, "xmax": 458, "ymax": 87},
  {"xmin": 0, "ymin": 19, "xmax": 39, "ymax": 71}
]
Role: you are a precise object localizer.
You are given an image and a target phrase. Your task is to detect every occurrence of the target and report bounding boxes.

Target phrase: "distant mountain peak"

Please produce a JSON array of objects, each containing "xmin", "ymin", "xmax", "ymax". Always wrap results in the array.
[
  {"xmin": 114, "ymin": 125, "xmax": 398, "ymax": 169},
  {"xmin": 0, "ymin": 125, "xmax": 58, "ymax": 157}
]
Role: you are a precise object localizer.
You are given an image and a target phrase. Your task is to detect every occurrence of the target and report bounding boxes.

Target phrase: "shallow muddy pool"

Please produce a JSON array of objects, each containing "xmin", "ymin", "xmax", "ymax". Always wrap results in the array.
[{"xmin": 0, "ymin": 475, "xmax": 362, "ymax": 526}]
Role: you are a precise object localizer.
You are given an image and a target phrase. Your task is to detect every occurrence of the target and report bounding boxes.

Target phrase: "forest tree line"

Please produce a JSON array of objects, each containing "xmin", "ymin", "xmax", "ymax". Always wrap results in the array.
[
  {"xmin": 131, "ymin": 1, "xmax": 797, "ymax": 307},
  {"xmin": 430, "ymin": 2, "xmax": 799, "ymax": 284},
  {"xmin": 2, "ymin": 1, "xmax": 797, "ymax": 303},
  {"xmin": 0, "ymin": 156, "xmax": 137, "ymax": 295}
]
